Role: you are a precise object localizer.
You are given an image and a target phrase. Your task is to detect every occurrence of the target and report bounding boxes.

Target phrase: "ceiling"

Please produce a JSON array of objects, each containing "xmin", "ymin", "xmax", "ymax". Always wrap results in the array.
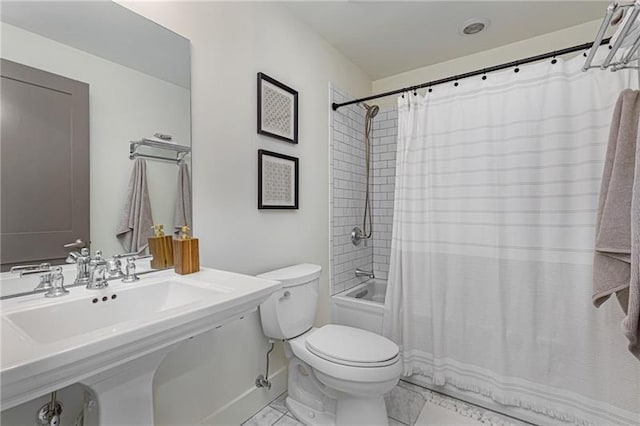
[{"xmin": 284, "ymin": 1, "xmax": 609, "ymax": 80}]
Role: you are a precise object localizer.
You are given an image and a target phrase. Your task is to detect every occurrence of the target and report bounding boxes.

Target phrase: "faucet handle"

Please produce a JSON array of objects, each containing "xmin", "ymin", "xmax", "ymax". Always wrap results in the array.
[
  {"xmin": 10, "ymin": 263, "xmax": 51, "ymax": 274},
  {"xmin": 88, "ymin": 261, "xmax": 108, "ymax": 290},
  {"xmin": 106, "ymin": 257, "xmax": 124, "ymax": 278},
  {"xmin": 122, "ymin": 257, "xmax": 140, "ymax": 283},
  {"xmin": 89, "ymin": 251, "xmax": 107, "ymax": 268},
  {"xmin": 114, "ymin": 246, "xmax": 148, "ymax": 259},
  {"xmin": 33, "ymin": 270, "xmax": 54, "ymax": 291},
  {"xmin": 66, "ymin": 248, "xmax": 90, "ymax": 264},
  {"xmin": 14, "ymin": 263, "xmax": 52, "ymax": 277},
  {"xmin": 63, "ymin": 239, "xmax": 87, "ymax": 249},
  {"xmin": 45, "ymin": 267, "xmax": 69, "ymax": 298},
  {"xmin": 10, "ymin": 264, "xmax": 38, "ymax": 273}
]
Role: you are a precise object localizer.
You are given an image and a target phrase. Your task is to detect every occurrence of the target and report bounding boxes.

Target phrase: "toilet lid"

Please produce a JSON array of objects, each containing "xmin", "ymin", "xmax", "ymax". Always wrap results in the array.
[{"xmin": 305, "ymin": 325, "xmax": 399, "ymax": 367}]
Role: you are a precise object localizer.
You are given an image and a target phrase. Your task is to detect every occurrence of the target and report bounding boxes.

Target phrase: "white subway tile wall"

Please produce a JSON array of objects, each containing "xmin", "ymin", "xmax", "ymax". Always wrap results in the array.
[
  {"xmin": 329, "ymin": 85, "xmax": 398, "ymax": 294},
  {"xmin": 330, "ymin": 86, "xmax": 372, "ymax": 295},
  {"xmin": 371, "ymin": 106, "xmax": 398, "ymax": 280}
]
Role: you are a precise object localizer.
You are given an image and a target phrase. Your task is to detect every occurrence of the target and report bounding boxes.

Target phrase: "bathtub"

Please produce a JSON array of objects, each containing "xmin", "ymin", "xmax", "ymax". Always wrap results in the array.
[{"xmin": 332, "ymin": 279, "xmax": 386, "ymax": 335}]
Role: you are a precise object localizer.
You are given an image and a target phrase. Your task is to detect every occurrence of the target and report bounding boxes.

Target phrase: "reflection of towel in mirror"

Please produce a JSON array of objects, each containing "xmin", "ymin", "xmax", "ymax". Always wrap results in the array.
[
  {"xmin": 592, "ymin": 89, "xmax": 640, "ymax": 359},
  {"xmin": 174, "ymin": 162, "xmax": 192, "ymax": 232},
  {"xmin": 116, "ymin": 158, "xmax": 154, "ymax": 252}
]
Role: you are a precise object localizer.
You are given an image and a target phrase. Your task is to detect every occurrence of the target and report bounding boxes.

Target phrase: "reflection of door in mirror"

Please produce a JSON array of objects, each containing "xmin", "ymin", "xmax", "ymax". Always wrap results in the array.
[{"xmin": 1, "ymin": 59, "xmax": 89, "ymax": 270}]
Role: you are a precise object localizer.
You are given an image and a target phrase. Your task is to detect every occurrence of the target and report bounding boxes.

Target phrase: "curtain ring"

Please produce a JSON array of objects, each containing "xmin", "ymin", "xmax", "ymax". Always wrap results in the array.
[
  {"xmin": 551, "ymin": 52, "xmax": 557, "ymax": 65},
  {"xmin": 481, "ymin": 69, "xmax": 487, "ymax": 80},
  {"xmin": 514, "ymin": 62, "xmax": 520, "ymax": 73}
]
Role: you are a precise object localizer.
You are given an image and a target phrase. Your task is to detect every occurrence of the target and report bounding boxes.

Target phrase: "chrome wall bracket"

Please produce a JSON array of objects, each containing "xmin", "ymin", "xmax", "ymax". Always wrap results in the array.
[{"xmin": 351, "ymin": 227, "xmax": 364, "ymax": 246}]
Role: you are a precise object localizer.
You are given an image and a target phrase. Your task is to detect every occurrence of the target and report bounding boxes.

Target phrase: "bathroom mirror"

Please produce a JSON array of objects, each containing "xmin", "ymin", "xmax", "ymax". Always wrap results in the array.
[{"xmin": 0, "ymin": 1, "xmax": 191, "ymax": 275}]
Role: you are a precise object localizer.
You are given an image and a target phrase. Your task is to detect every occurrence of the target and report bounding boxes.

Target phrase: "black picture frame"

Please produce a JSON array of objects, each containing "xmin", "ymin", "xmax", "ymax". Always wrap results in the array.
[
  {"xmin": 257, "ymin": 72, "xmax": 299, "ymax": 144},
  {"xmin": 258, "ymin": 149, "xmax": 299, "ymax": 210}
]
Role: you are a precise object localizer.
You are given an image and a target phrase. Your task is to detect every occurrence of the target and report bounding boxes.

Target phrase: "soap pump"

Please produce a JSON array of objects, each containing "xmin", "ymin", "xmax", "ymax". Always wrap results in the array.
[
  {"xmin": 148, "ymin": 224, "xmax": 174, "ymax": 269},
  {"xmin": 174, "ymin": 225, "xmax": 199, "ymax": 275}
]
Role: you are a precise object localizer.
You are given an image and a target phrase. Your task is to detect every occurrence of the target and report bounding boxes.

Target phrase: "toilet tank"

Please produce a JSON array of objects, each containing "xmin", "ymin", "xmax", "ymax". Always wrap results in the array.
[{"xmin": 257, "ymin": 264, "xmax": 322, "ymax": 340}]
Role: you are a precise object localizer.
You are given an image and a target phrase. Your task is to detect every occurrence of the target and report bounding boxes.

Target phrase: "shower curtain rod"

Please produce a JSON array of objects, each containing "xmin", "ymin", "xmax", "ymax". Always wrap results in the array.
[{"xmin": 331, "ymin": 38, "xmax": 612, "ymax": 111}]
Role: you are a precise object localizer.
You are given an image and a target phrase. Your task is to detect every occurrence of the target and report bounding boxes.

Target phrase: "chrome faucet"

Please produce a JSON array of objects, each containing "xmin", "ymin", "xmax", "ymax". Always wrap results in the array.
[
  {"xmin": 33, "ymin": 270, "xmax": 54, "ymax": 292},
  {"xmin": 44, "ymin": 267, "xmax": 69, "ymax": 297},
  {"xmin": 10, "ymin": 263, "xmax": 52, "ymax": 278},
  {"xmin": 15, "ymin": 265, "xmax": 69, "ymax": 297},
  {"xmin": 87, "ymin": 250, "xmax": 109, "ymax": 289},
  {"xmin": 84, "ymin": 250, "xmax": 153, "ymax": 289},
  {"xmin": 355, "ymin": 268, "xmax": 375, "ymax": 279},
  {"xmin": 122, "ymin": 257, "xmax": 141, "ymax": 283},
  {"xmin": 66, "ymin": 248, "xmax": 92, "ymax": 285}
]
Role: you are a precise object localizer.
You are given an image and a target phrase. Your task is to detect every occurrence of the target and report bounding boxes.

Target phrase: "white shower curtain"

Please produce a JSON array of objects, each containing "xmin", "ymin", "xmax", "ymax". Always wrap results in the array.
[{"xmin": 383, "ymin": 54, "xmax": 640, "ymax": 425}]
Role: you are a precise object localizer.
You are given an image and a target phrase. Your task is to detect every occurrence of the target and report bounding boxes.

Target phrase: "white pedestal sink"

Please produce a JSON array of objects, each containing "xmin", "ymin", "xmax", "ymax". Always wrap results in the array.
[{"xmin": 1, "ymin": 268, "xmax": 281, "ymax": 425}]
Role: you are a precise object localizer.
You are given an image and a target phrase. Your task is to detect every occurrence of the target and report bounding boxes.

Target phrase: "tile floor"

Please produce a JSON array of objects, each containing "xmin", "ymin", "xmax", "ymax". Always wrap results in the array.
[
  {"xmin": 242, "ymin": 381, "xmax": 530, "ymax": 426},
  {"xmin": 415, "ymin": 402, "xmax": 482, "ymax": 425},
  {"xmin": 241, "ymin": 391, "xmax": 398, "ymax": 426}
]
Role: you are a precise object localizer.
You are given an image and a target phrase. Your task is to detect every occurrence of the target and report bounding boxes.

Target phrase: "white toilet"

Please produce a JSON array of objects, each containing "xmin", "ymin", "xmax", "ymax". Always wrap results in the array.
[{"xmin": 258, "ymin": 264, "xmax": 401, "ymax": 426}]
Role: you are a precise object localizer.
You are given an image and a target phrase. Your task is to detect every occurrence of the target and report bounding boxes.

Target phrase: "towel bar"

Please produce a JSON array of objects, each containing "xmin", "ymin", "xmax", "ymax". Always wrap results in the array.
[{"xmin": 129, "ymin": 137, "xmax": 191, "ymax": 164}]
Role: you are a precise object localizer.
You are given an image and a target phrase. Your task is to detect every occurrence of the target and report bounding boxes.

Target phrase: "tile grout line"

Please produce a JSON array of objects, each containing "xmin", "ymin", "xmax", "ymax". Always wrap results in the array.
[
  {"xmin": 269, "ymin": 411, "xmax": 287, "ymax": 426},
  {"xmin": 389, "ymin": 413, "xmax": 411, "ymax": 426}
]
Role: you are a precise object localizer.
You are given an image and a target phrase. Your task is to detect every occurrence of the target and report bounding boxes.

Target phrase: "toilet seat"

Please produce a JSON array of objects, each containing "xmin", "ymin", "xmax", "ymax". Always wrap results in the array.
[
  {"xmin": 305, "ymin": 324, "xmax": 399, "ymax": 367},
  {"xmin": 288, "ymin": 327, "xmax": 402, "ymax": 384}
]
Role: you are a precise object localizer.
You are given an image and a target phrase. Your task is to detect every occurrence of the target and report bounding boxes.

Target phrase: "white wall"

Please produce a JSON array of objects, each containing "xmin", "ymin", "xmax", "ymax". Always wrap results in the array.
[
  {"xmin": 372, "ymin": 20, "xmax": 603, "ymax": 107},
  {"xmin": 120, "ymin": 2, "xmax": 371, "ymax": 424},
  {"xmin": 0, "ymin": 22, "xmax": 191, "ymax": 258}
]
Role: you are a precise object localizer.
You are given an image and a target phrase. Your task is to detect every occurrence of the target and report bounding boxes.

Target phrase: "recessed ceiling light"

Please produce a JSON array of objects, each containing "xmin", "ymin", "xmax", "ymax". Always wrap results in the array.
[{"xmin": 461, "ymin": 17, "xmax": 490, "ymax": 36}]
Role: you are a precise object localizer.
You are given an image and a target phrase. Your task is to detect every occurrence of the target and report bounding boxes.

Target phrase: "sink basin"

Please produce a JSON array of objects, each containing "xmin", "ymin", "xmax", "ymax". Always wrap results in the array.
[
  {"xmin": 6, "ymin": 279, "xmax": 230, "ymax": 344},
  {"xmin": 1, "ymin": 267, "xmax": 281, "ymax": 425}
]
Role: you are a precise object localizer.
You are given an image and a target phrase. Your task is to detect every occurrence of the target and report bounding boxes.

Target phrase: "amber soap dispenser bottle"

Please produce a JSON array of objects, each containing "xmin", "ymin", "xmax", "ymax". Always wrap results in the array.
[
  {"xmin": 148, "ymin": 224, "xmax": 174, "ymax": 269},
  {"xmin": 174, "ymin": 226, "xmax": 200, "ymax": 275}
]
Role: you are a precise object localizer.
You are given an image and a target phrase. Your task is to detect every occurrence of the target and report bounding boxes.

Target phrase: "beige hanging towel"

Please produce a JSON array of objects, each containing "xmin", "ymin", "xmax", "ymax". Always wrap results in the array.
[
  {"xmin": 593, "ymin": 88, "xmax": 640, "ymax": 359},
  {"xmin": 116, "ymin": 158, "xmax": 154, "ymax": 252}
]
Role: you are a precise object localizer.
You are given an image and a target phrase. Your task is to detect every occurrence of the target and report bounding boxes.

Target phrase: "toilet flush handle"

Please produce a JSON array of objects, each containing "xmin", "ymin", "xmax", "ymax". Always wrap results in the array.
[{"xmin": 280, "ymin": 290, "xmax": 291, "ymax": 301}]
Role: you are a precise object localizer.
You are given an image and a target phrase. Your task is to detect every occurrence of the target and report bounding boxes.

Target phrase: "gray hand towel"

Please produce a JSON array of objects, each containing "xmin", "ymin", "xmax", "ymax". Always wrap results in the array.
[
  {"xmin": 116, "ymin": 158, "xmax": 154, "ymax": 252},
  {"xmin": 593, "ymin": 89, "xmax": 640, "ymax": 359},
  {"xmin": 174, "ymin": 162, "xmax": 192, "ymax": 232},
  {"xmin": 626, "ymin": 123, "xmax": 640, "ymax": 358}
]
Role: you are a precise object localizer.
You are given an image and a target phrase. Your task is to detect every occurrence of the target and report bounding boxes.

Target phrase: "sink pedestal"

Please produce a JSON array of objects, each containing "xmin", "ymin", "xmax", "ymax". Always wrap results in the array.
[{"xmin": 80, "ymin": 345, "xmax": 177, "ymax": 425}]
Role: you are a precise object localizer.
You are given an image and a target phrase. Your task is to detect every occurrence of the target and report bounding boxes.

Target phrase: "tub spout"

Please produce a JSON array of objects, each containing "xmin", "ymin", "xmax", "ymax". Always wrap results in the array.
[{"xmin": 355, "ymin": 268, "xmax": 374, "ymax": 279}]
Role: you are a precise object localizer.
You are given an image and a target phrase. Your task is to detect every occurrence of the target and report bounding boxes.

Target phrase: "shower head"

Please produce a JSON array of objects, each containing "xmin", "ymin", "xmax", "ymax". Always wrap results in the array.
[{"xmin": 362, "ymin": 102, "xmax": 379, "ymax": 118}]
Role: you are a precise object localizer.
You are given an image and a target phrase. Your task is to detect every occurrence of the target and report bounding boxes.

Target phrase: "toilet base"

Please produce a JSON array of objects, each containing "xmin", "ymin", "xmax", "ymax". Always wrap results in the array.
[
  {"xmin": 336, "ymin": 396, "xmax": 388, "ymax": 425},
  {"xmin": 287, "ymin": 396, "xmax": 335, "ymax": 426},
  {"xmin": 286, "ymin": 356, "xmax": 390, "ymax": 425},
  {"xmin": 287, "ymin": 395, "xmax": 389, "ymax": 426}
]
